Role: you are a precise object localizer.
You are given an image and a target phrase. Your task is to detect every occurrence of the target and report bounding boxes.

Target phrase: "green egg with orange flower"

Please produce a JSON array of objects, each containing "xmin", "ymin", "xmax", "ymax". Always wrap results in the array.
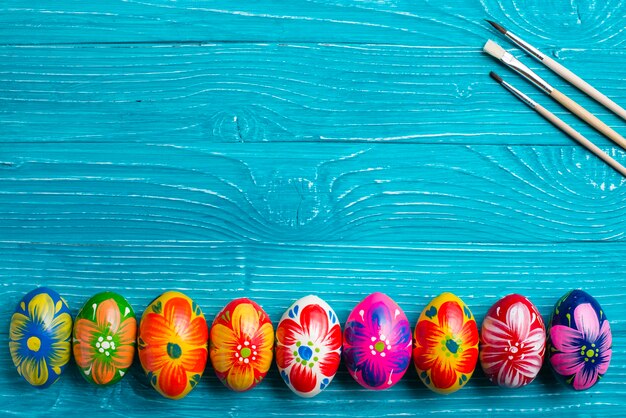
[
  {"xmin": 138, "ymin": 291, "xmax": 208, "ymax": 400},
  {"xmin": 73, "ymin": 291, "xmax": 137, "ymax": 385}
]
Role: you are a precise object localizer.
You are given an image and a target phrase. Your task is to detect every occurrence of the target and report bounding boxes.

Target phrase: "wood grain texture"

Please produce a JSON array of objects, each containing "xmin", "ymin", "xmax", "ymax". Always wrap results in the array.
[
  {"xmin": 2, "ymin": 43, "xmax": 626, "ymax": 145},
  {"xmin": 0, "ymin": 242, "xmax": 624, "ymax": 417},
  {"xmin": 2, "ymin": 0, "xmax": 626, "ymax": 416},
  {"xmin": 1, "ymin": 143, "xmax": 625, "ymax": 244},
  {"xmin": 1, "ymin": 0, "xmax": 625, "ymax": 47}
]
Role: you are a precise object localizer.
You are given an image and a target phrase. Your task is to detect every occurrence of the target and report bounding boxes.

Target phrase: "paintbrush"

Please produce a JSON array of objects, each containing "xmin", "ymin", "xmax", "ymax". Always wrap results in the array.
[
  {"xmin": 486, "ymin": 20, "xmax": 626, "ymax": 121},
  {"xmin": 483, "ymin": 40, "xmax": 626, "ymax": 151},
  {"xmin": 489, "ymin": 71, "xmax": 626, "ymax": 177}
]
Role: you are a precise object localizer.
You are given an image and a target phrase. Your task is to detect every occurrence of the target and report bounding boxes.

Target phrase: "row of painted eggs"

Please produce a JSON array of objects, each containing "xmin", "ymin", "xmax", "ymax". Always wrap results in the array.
[{"xmin": 10, "ymin": 288, "xmax": 611, "ymax": 399}]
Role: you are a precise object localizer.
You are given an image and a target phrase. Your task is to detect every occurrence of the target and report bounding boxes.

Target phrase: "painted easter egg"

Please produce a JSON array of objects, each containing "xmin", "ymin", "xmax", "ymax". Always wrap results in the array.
[
  {"xmin": 480, "ymin": 294, "xmax": 545, "ymax": 388},
  {"xmin": 413, "ymin": 292, "xmax": 478, "ymax": 394},
  {"xmin": 547, "ymin": 290, "xmax": 612, "ymax": 390},
  {"xmin": 343, "ymin": 292, "xmax": 412, "ymax": 390},
  {"xmin": 210, "ymin": 298, "xmax": 274, "ymax": 391},
  {"xmin": 73, "ymin": 291, "xmax": 137, "ymax": 385},
  {"xmin": 276, "ymin": 295, "xmax": 342, "ymax": 397},
  {"xmin": 9, "ymin": 287, "xmax": 72, "ymax": 388},
  {"xmin": 137, "ymin": 291, "xmax": 208, "ymax": 399}
]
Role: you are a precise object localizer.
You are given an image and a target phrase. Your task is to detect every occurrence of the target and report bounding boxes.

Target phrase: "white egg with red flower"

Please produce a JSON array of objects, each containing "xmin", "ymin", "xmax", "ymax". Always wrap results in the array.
[{"xmin": 275, "ymin": 295, "xmax": 342, "ymax": 397}]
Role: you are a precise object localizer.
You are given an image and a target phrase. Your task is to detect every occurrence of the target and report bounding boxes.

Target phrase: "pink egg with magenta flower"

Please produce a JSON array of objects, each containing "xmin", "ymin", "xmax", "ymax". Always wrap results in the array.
[{"xmin": 343, "ymin": 292, "xmax": 412, "ymax": 390}]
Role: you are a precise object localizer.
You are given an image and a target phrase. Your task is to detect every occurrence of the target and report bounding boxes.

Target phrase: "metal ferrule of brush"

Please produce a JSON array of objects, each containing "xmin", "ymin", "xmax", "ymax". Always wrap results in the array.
[
  {"xmin": 500, "ymin": 80, "xmax": 538, "ymax": 109},
  {"xmin": 507, "ymin": 32, "xmax": 545, "ymax": 61},
  {"xmin": 500, "ymin": 50, "xmax": 554, "ymax": 94}
]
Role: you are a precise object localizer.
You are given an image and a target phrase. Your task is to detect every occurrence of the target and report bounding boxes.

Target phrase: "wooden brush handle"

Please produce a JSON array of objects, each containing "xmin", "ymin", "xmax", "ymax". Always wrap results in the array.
[
  {"xmin": 544, "ymin": 56, "xmax": 626, "ymax": 121},
  {"xmin": 550, "ymin": 88, "xmax": 626, "ymax": 150},
  {"xmin": 535, "ymin": 103, "xmax": 626, "ymax": 177}
]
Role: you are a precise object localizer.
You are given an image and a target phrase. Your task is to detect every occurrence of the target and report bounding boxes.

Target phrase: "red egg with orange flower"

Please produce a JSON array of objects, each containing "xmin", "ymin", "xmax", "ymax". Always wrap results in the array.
[
  {"xmin": 137, "ymin": 291, "xmax": 208, "ymax": 399},
  {"xmin": 209, "ymin": 298, "xmax": 274, "ymax": 391}
]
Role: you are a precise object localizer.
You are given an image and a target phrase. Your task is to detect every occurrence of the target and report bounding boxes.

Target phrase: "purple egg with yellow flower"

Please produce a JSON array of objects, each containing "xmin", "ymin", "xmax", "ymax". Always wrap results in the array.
[
  {"xmin": 343, "ymin": 292, "xmax": 412, "ymax": 390},
  {"xmin": 9, "ymin": 287, "xmax": 72, "ymax": 388}
]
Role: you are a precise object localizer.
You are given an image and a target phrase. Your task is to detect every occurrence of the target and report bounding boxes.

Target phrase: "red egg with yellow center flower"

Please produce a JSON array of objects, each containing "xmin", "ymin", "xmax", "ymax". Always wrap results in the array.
[
  {"xmin": 209, "ymin": 298, "xmax": 274, "ymax": 391},
  {"xmin": 137, "ymin": 291, "xmax": 208, "ymax": 400}
]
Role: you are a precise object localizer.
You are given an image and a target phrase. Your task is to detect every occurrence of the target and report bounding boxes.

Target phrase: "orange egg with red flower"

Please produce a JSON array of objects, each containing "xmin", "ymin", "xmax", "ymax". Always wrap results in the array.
[
  {"xmin": 209, "ymin": 298, "xmax": 274, "ymax": 392},
  {"xmin": 137, "ymin": 291, "xmax": 208, "ymax": 399},
  {"xmin": 73, "ymin": 292, "xmax": 136, "ymax": 385}
]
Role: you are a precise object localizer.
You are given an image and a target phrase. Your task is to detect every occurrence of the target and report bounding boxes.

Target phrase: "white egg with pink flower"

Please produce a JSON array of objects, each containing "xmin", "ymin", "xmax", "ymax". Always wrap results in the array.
[{"xmin": 275, "ymin": 295, "xmax": 342, "ymax": 397}]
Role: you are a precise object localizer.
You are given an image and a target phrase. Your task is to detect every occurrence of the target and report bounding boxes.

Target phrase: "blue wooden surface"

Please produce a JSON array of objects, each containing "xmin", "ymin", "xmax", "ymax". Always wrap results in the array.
[{"xmin": 1, "ymin": 1, "xmax": 625, "ymax": 417}]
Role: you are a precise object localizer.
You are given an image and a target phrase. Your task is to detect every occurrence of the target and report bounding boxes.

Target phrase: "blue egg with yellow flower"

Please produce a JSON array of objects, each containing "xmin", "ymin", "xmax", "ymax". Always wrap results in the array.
[{"xmin": 9, "ymin": 287, "xmax": 73, "ymax": 388}]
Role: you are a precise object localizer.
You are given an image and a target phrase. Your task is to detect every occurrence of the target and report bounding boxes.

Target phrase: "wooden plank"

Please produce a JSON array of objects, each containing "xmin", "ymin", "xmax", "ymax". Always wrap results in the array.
[
  {"xmin": 1, "ymin": 142, "xmax": 625, "ymax": 244},
  {"xmin": 2, "ymin": 44, "xmax": 626, "ymax": 146},
  {"xmin": 1, "ymin": 0, "xmax": 625, "ymax": 47},
  {"xmin": 1, "ymin": 241, "xmax": 624, "ymax": 416}
]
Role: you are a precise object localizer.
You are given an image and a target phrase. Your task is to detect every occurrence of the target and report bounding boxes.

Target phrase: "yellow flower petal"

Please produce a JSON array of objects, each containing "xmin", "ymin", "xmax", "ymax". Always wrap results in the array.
[
  {"xmin": 231, "ymin": 303, "xmax": 260, "ymax": 339},
  {"xmin": 49, "ymin": 312, "xmax": 72, "ymax": 343},
  {"xmin": 210, "ymin": 323, "xmax": 239, "ymax": 350},
  {"xmin": 20, "ymin": 356, "xmax": 49, "ymax": 386},
  {"xmin": 28, "ymin": 293, "xmax": 56, "ymax": 327},
  {"xmin": 211, "ymin": 347, "xmax": 235, "ymax": 374},
  {"xmin": 254, "ymin": 349, "xmax": 273, "ymax": 375},
  {"xmin": 256, "ymin": 322, "xmax": 274, "ymax": 352},
  {"xmin": 226, "ymin": 362, "xmax": 254, "ymax": 391},
  {"xmin": 9, "ymin": 312, "xmax": 29, "ymax": 341},
  {"xmin": 48, "ymin": 340, "xmax": 71, "ymax": 369},
  {"xmin": 253, "ymin": 322, "xmax": 274, "ymax": 374},
  {"xmin": 9, "ymin": 341, "xmax": 23, "ymax": 367}
]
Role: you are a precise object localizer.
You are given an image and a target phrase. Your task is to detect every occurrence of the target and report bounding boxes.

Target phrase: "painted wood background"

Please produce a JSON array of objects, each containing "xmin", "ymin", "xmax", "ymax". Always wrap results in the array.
[{"xmin": 1, "ymin": 0, "xmax": 625, "ymax": 416}]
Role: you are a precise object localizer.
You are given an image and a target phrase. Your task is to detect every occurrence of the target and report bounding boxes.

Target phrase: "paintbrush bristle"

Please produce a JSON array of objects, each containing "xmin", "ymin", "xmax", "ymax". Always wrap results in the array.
[
  {"xmin": 489, "ymin": 71, "xmax": 503, "ymax": 84},
  {"xmin": 486, "ymin": 20, "xmax": 507, "ymax": 34},
  {"xmin": 483, "ymin": 40, "xmax": 506, "ymax": 60}
]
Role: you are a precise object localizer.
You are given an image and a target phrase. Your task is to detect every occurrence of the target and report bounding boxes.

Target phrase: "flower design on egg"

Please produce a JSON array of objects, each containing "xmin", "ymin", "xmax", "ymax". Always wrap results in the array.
[
  {"xmin": 413, "ymin": 301, "xmax": 478, "ymax": 391},
  {"xmin": 138, "ymin": 295, "xmax": 208, "ymax": 399},
  {"xmin": 344, "ymin": 299, "xmax": 412, "ymax": 388},
  {"xmin": 9, "ymin": 291, "xmax": 72, "ymax": 387},
  {"xmin": 73, "ymin": 298, "xmax": 136, "ymax": 385},
  {"xmin": 480, "ymin": 301, "xmax": 545, "ymax": 388},
  {"xmin": 549, "ymin": 303, "xmax": 612, "ymax": 390},
  {"xmin": 210, "ymin": 302, "xmax": 274, "ymax": 391},
  {"xmin": 276, "ymin": 303, "xmax": 342, "ymax": 394}
]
